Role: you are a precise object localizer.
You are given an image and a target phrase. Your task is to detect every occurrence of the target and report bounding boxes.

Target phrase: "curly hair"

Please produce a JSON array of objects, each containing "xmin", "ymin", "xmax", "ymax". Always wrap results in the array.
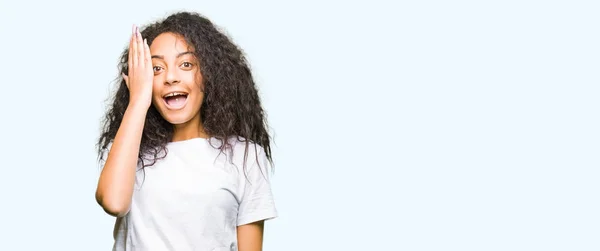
[{"xmin": 97, "ymin": 11, "xmax": 272, "ymax": 170}]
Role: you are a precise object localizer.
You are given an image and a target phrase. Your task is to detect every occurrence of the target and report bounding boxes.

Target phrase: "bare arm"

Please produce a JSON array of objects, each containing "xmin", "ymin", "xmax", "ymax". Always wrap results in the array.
[
  {"xmin": 95, "ymin": 25, "xmax": 154, "ymax": 217},
  {"xmin": 237, "ymin": 221, "xmax": 265, "ymax": 251},
  {"xmin": 95, "ymin": 103, "xmax": 147, "ymax": 217}
]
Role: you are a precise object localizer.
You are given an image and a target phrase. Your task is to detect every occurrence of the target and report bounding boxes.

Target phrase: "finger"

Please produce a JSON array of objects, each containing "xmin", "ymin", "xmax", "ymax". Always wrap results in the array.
[
  {"xmin": 122, "ymin": 73, "xmax": 129, "ymax": 89},
  {"xmin": 136, "ymin": 26, "xmax": 144, "ymax": 66},
  {"xmin": 144, "ymin": 38, "xmax": 151, "ymax": 66},
  {"xmin": 128, "ymin": 25, "xmax": 134, "ymax": 75},
  {"xmin": 132, "ymin": 25, "xmax": 138, "ymax": 67}
]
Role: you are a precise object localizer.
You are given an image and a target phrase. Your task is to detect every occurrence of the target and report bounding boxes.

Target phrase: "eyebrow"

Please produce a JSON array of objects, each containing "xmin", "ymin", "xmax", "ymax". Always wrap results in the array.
[{"xmin": 151, "ymin": 51, "xmax": 194, "ymax": 59}]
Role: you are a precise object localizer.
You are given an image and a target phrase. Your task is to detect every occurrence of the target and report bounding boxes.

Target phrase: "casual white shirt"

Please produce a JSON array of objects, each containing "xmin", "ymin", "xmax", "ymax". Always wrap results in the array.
[{"xmin": 103, "ymin": 137, "xmax": 277, "ymax": 251}]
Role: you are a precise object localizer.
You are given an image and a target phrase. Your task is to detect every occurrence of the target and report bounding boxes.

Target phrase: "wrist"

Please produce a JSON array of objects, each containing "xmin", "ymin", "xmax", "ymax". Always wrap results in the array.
[{"xmin": 127, "ymin": 100, "xmax": 151, "ymax": 113}]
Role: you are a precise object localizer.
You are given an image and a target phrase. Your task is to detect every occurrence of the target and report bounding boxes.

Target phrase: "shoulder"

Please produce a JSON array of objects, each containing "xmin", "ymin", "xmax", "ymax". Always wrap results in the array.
[
  {"xmin": 211, "ymin": 136, "xmax": 266, "ymax": 157},
  {"xmin": 211, "ymin": 136, "xmax": 269, "ymax": 171}
]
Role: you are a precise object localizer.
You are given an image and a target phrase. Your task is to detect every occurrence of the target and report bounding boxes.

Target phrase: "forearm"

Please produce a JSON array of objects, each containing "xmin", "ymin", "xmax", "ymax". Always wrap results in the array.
[{"xmin": 96, "ymin": 103, "xmax": 148, "ymax": 217}]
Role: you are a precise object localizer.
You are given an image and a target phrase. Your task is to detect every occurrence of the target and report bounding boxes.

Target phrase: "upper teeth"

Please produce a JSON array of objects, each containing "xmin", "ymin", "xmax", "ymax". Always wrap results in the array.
[{"xmin": 165, "ymin": 92, "xmax": 186, "ymax": 97}]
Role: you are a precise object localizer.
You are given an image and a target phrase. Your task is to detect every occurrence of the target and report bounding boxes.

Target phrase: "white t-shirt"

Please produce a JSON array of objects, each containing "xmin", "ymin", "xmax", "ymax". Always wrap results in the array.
[{"xmin": 104, "ymin": 137, "xmax": 277, "ymax": 251}]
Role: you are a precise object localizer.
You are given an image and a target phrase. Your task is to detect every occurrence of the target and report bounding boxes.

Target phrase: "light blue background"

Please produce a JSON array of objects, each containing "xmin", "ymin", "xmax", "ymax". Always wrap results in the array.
[{"xmin": 0, "ymin": 1, "xmax": 598, "ymax": 250}]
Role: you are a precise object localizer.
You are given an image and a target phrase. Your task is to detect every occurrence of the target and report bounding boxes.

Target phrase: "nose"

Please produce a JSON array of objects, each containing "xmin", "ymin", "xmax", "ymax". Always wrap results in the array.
[{"xmin": 165, "ymin": 68, "xmax": 180, "ymax": 85}]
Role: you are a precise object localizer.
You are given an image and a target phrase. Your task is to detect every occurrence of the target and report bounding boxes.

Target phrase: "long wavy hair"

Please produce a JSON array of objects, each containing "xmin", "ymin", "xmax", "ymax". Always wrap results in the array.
[{"xmin": 97, "ymin": 11, "xmax": 272, "ymax": 170}]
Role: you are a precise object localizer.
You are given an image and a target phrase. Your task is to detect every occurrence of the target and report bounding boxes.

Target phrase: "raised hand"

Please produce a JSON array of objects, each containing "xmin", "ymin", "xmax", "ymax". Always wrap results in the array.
[{"xmin": 122, "ymin": 25, "xmax": 154, "ymax": 109}]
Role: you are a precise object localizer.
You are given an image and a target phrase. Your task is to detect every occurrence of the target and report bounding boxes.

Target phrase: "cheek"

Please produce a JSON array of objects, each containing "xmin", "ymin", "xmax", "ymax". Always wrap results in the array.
[
  {"xmin": 152, "ymin": 77, "xmax": 163, "ymax": 93},
  {"xmin": 191, "ymin": 68, "xmax": 203, "ymax": 89},
  {"xmin": 197, "ymin": 79, "xmax": 204, "ymax": 92},
  {"xmin": 183, "ymin": 72, "xmax": 203, "ymax": 92},
  {"xmin": 195, "ymin": 76, "xmax": 205, "ymax": 92}
]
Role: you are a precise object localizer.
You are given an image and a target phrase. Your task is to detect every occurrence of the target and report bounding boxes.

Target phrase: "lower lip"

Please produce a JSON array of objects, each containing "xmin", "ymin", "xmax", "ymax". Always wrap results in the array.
[{"xmin": 163, "ymin": 96, "xmax": 188, "ymax": 110}]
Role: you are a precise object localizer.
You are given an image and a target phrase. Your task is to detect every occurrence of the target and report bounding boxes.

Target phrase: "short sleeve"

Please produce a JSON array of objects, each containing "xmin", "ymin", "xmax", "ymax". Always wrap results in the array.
[{"xmin": 237, "ymin": 149, "xmax": 278, "ymax": 226}]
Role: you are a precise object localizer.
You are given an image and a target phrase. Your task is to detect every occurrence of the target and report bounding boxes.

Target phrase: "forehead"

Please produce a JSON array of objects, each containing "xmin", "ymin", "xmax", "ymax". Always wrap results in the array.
[{"xmin": 150, "ymin": 32, "xmax": 194, "ymax": 56}]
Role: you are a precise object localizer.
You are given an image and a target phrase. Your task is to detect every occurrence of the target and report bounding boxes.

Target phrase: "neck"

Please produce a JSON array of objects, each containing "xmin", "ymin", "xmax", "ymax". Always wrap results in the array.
[{"xmin": 171, "ymin": 114, "xmax": 208, "ymax": 142}]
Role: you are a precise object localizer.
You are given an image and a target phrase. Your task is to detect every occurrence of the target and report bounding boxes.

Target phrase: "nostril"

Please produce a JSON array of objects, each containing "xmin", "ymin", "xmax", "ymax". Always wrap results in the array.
[{"xmin": 165, "ymin": 80, "xmax": 180, "ymax": 85}]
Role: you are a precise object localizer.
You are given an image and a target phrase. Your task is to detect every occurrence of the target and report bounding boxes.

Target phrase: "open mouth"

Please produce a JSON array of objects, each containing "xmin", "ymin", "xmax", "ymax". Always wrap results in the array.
[{"xmin": 163, "ymin": 92, "xmax": 189, "ymax": 110}]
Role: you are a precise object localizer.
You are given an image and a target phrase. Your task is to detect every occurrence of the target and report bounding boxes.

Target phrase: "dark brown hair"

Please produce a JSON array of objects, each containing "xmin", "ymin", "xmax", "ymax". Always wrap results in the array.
[{"xmin": 97, "ymin": 11, "xmax": 272, "ymax": 170}]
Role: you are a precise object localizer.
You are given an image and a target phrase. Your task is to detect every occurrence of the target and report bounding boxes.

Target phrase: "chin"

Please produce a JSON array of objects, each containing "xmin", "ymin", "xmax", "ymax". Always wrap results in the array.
[
  {"xmin": 156, "ymin": 107, "xmax": 198, "ymax": 124},
  {"xmin": 162, "ymin": 115, "xmax": 183, "ymax": 125},
  {"xmin": 163, "ymin": 114, "xmax": 194, "ymax": 125}
]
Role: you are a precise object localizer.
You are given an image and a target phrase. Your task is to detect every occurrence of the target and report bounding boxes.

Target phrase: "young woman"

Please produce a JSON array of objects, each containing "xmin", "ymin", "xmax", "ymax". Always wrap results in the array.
[{"xmin": 95, "ymin": 11, "xmax": 277, "ymax": 251}]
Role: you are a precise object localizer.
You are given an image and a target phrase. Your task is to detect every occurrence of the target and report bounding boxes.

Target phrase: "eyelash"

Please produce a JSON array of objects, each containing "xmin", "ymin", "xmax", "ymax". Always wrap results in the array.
[{"xmin": 153, "ymin": 62, "xmax": 193, "ymax": 72}]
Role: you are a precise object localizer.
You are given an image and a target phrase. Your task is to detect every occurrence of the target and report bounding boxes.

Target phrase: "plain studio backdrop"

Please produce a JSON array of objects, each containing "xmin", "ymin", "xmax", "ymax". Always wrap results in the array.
[{"xmin": 0, "ymin": 1, "xmax": 598, "ymax": 250}]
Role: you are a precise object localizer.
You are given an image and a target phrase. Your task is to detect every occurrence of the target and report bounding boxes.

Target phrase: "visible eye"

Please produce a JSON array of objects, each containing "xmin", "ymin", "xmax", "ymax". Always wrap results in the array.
[
  {"xmin": 153, "ymin": 66, "xmax": 163, "ymax": 73},
  {"xmin": 181, "ymin": 62, "xmax": 193, "ymax": 69}
]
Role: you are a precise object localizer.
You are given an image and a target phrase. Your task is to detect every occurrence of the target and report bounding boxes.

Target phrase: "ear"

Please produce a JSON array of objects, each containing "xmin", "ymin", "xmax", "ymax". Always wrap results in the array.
[{"xmin": 122, "ymin": 73, "xmax": 130, "ymax": 89}]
